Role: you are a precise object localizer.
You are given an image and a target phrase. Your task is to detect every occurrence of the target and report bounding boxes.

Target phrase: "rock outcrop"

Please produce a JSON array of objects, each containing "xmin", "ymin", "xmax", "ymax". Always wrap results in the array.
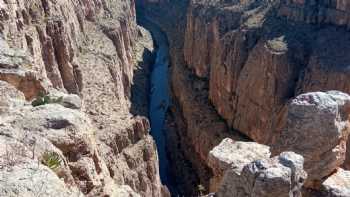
[
  {"xmin": 322, "ymin": 168, "xmax": 350, "ymax": 197},
  {"xmin": 217, "ymin": 151, "xmax": 307, "ymax": 197},
  {"xmin": 273, "ymin": 91, "xmax": 350, "ymax": 188},
  {"xmin": 207, "ymin": 138, "xmax": 271, "ymax": 192},
  {"xmin": 0, "ymin": 0, "xmax": 164, "ymax": 196},
  {"xmin": 180, "ymin": 0, "xmax": 350, "ymax": 146},
  {"xmin": 0, "ymin": 80, "xmax": 161, "ymax": 196}
]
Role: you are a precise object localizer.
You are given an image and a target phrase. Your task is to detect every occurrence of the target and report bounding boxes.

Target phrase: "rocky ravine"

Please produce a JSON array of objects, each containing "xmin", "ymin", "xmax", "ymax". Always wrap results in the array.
[
  {"xmin": 139, "ymin": 0, "xmax": 350, "ymax": 196},
  {"xmin": 2, "ymin": 0, "xmax": 350, "ymax": 196},
  {"xmin": 0, "ymin": 0, "xmax": 168, "ymax": 196}
]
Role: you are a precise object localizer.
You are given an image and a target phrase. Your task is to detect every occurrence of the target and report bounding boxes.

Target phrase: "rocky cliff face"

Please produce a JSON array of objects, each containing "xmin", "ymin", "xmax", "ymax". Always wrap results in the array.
[
  {"xmin": 0, "ymin": 0, "xmax": 165, "ymax": 196},
  {"xmin": 139, "ymin": 0, "xmax": 350, "ymax": 195},
  {"xmin": 185, "ymin": 0, "xmax": 350, "ymax": 145}
]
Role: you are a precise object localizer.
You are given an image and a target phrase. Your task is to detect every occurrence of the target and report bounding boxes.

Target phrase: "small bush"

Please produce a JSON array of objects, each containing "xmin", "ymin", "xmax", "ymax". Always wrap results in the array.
[
  {"xmin": 41, "ymin": 151, "xmax": 62, "ymax": 170},
  {"xmin": 198, "ymin": 184, "xmax": 206, "ymax": 196},
  {"xmin": 31, "ymin": 92, "xmax": 63, "ymax": 107}
]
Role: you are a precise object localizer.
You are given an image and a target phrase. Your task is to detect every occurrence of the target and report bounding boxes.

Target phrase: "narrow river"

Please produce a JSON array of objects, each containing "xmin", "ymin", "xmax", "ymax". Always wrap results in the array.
[{"xmin": 137, "ymin": 17, "xmax": 172, "ymax": 190}]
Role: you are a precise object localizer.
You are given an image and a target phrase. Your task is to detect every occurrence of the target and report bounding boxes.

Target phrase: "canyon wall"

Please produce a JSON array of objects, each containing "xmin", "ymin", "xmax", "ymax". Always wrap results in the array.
[
  {"xmin": 185, "ymin": 0, "xmax": 350, "ymax": 145},
  {"xmin": 139, "ymin": 0, "xmax": 350, "ymax": 195},
  {"xmin": 0, "ymin": 0, "xmax": 165, "ymax": 196}
]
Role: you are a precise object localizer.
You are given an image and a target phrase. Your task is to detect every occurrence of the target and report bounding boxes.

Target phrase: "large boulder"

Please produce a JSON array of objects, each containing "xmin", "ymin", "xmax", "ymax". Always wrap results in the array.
[
  {"xmin": 273, "ymin": 91, "xmax": 350, "ymax": 188},
  {"xmin": 207, "ymin": 138, "xmax": 271, "ymax": 192},
  {"xmin": 322, "ymin": 168, "xmax": 350, "ymax": 197},
  {"xmin": 217, "ymin": 152, "xmax": 307, "ymax": 197},
  {"xmin": 0, "ymin": 161, "xmax": 82, "ymax": 197}
]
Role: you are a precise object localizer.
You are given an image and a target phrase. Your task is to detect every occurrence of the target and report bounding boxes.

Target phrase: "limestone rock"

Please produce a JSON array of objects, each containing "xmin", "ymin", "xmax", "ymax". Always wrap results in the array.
[
  {"xmin": 217, "ymin": 152, "xmax": 307, "ymax": 197},
  {"xmin": 0, "ymin": 81, "xmax": 25, "ymax": 113},
  {"xmin": 0, "ymin": 161, "xmax": 82, "ymax": 197},
  {"xmin": 208, "ymin": 138, "xmax": 271, "ymax": 192},
  {"xmin": 180, "ymin": 0, "xmax": 350, "ymax": 148},
  {"xmin": 322, "ymin": 168, "xmax": 350, "ymax": 197},
  {"xmin": 0, "ymin": 36, "xmax": 47, "ymax": 100},
  {"xmin": 49, "ymin": 90, "xmax": 82, "ymax": 110},
  {"xmin": 0, "ymin": 0, "xmax": 164, "ymax": 196},
  {"xmin": 273, "ymin": 91, "xmax": 350, "ymax": 188},
  {"xmin": 140, "ymin": 0, "xmax": 350, "ymax": 195}
]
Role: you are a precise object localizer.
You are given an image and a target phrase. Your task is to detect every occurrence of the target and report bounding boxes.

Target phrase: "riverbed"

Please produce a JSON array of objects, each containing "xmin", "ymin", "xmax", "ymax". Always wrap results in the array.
[{"xmin": 137, "ymin": 17, "xmax": 172, "ymax": 190}]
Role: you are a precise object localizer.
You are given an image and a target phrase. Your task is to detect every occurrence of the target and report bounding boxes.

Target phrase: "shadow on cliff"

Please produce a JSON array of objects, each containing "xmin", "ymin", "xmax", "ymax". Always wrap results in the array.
[{"xmin": 130, "ymin": 48, "xmax": 155, "ymax": 117}]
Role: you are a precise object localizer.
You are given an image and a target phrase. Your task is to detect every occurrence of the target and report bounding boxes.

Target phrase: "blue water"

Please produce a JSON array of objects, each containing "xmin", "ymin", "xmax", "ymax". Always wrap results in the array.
[{"xmin": 142, "ymin": 19, "xmax": 171, "ymax": 186}]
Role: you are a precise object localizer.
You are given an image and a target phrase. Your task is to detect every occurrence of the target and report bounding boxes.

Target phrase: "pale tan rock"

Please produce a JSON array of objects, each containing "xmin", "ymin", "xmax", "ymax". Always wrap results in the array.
[
  {"xmin": 0, "ymin": 81, "xmax": 25, "ymax": 113},
  {"xmin": 217, "ymin": 152, "xmax": 307, "ymax": 197},
  {"xmin": 322, "ymin": 168, "xmax": 350, "ymax": 197},
  {"xmin": 0, "ymin": 161, "xmax": 83, "ymax": 197},
  {"xmin": 0, "ymin": 0, "xmax": 164, "ymax": 196},
  {"xmin": 273, "ymin": 91, "xmax": 350, "ymax": 188},
  {"xmin": 208, "ymin": 138, "xmax": 271, "ymax": 192}
]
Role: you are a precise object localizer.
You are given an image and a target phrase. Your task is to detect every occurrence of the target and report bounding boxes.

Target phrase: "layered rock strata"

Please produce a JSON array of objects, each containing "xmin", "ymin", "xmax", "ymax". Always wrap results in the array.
[
  {"xmin": 138, "ymin": 1, "xmax": 350, "ymax": 194},
  {"xmin": 0, "ymin": 0, "xmax": 165, "ymax": 196},
  {"xmin": 185, "ymin": 0, "xmax": 350, "ymax": 146}
]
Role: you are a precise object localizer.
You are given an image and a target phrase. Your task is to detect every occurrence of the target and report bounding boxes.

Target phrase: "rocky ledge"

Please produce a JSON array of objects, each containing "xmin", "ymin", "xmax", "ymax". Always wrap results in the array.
[
  {"xmin": 208, "ymin": 91, "xmax": 350, "ymax": 196},
  {"xmin": 0, "ymin": 0, "xmax": 166, "ymax": 196}
]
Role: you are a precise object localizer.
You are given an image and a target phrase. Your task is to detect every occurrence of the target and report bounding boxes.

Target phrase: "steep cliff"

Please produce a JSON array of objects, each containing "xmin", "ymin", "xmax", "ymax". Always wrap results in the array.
[
  {"xmin": 185, "ymin": 0, "xmax": 350, "ymax": 145},
  {"xmin": 138, "ymin": 0, "xmax": 350, "ymax": 195},
  {"xmin": 0, "ymin": 0, "xmax": 165, "ymax": 196}
]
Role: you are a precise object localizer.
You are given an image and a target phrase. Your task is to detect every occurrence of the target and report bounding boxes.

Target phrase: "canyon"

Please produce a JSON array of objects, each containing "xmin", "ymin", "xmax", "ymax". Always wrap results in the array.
[{"xmin": 1, "ymin": 0, "xmax": 350, "ymax": 197}]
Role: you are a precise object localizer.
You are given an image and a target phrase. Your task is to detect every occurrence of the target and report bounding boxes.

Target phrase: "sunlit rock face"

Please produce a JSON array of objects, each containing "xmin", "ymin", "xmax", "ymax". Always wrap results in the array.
[
  {"xmin": 0, "ymin": 0, "xmax": 165, "ymax": 196},
  {"xmin": 184, "ymin": 0, "xmax": 350, "ymax": 146},
  {"xmin": 208, "ymin": 139, "xmax": 271, "ymax": 192},
  {"xmin": 273, "ymin": 91, "xmax": 350, "ymax": 189},
  {"xmin": 217, "ymin": 151, "xmax": 307, "ymax": 197},
  {"xmin": 322, "ymin": 168, "xmax": 350, "ymax": 197},
  {"xmin": 137, "ymin": 0, "xmax": 350, "ymax": 195}
]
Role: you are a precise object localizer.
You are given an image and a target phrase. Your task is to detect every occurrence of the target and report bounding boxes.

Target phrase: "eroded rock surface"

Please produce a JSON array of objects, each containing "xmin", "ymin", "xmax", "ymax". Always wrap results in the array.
[
  {"xmin": 180, "ymin": 0, "xmax": 350, "ymax": 147},
  {"xmin": 322, "ymin": 168, "xmax": 350, "ymax": 197},
  {"xmin": 0, "ymin": 0, "xmax": 164, "ymax": 196},
  {"xmin": 273, "ymin": 91, "xmax": 350, "ymax": 188},
  {"xmin": 208, "ymin": 138, "xmax": 271, "ymax": 192},
  {"xmin": 139, "ymin": 0, "xmax": 350, "ymax": 194},
  {"xmin": 217, "ymin": 152, "xmax": 307, "ymax": 197}
]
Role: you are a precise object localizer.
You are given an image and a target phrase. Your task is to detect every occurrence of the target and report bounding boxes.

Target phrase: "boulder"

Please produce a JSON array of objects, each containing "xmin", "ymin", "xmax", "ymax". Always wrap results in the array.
[
  {"xmin": 217, "ymin": 152, "xmax": 307, "ymax": 197},
  {"xmin": 273, "ymin": 91, "xmax": 350, "ymax": 188},
  {"xmin": 0, "ymin": 161, "xmax": 82, "ymax": 197},
  {"xmin": 208, "ymin": 138, "xmax": 271, "ymax": 191},
  {"xmin": 322, "ymin": 168, "xmax": 350, "ymax": 197}
]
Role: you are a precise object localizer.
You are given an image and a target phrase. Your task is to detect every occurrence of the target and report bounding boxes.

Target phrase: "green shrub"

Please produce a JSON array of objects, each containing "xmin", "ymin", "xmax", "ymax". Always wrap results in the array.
[
  {"xmin": 41, "ymin": 151, "xmax": 62, "ymax": 170},
  {"xmin": 31, "ymin": 92, "xmax": 63, "ymax": 107}
]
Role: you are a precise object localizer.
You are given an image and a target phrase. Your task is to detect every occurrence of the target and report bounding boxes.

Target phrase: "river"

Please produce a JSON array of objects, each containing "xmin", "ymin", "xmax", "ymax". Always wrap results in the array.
[{"xmin": 137, "ymin": 17, "xmax": 172, "ymax": 190}]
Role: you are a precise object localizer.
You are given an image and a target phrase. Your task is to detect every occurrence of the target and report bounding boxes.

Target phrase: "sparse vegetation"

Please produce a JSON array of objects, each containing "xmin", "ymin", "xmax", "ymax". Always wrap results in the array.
[
  {"xmin": 198, "ymin": 184, "xmax": 206, "ymax": 196},
  {"xmin": 31, "ymin": 92, "xmax": 63, "ymax": 107},
  {"xmin": 41, "ymin": 151, "xmax": 62, "ymax": 170},
  {"xmin": 0, "ymin": 143, "xmax": 27, "ymax": 171}
]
